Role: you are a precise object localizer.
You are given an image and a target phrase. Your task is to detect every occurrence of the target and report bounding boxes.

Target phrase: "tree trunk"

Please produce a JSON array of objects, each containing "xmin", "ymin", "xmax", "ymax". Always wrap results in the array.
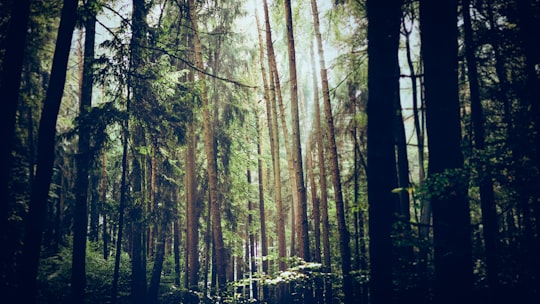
[
  {"xmin": 0, "ymin": 1, "xmax": 31, "ymax": 244},
  {"xmin": 256, "ymin": 114, "xmax": 269, "ymax": 300},
  {"xmin": 186, "ymin": 123, "xmax": 200, "ymax": 290},
  {"xmin": 129, "ymin": 1, "xmax": 149, "ymax": 302},
  {"xmin": 246, "ymin": 168, "xmax": 259, "ymax": 300},
  {"xmin": 310, "ymin": 1, "xmax": 353, "ymax": 302},
  {"xmin": 462, "ymin": 0, "xmax": 500, "ymax": 299},
  {"xmin": 16, "ymin": 1, "xmax": 78, "ymax": 302},
  {"xmin": 420, "ymin": 1, "xmax": 473, "ymax": 303},
  {"xmin": 187, "ymin": 0, "xmax": 228, "ymax": 291},
  {"xmin": 283, "ymin": 0, "xmax": 309, "ymax": 263},
  {"xmin": 71, "ymin": 3, "xmax": 96, "ymax": 300},
  {"xmin": 366, "ymin": 1, "xmax": 402, "ymax": 303},
  {"xmin": 112, "ymin": 116, "xmax": 129, "ymax": 304},
  {"xmin": 257, "ymin": 8, "xmax": 286, "ymax": 277}
]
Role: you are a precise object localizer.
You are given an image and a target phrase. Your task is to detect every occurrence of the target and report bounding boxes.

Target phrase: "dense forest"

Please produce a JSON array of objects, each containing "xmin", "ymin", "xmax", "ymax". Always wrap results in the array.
[{"xmin": 1, "ymin": 0, "xmax": 539, "ymax": 303}]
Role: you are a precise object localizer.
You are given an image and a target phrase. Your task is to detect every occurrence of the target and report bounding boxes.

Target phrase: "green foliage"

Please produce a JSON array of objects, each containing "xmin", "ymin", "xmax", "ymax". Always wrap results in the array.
[
  {"xmin": 422, "ymin": 168, "xmax": 469, "ymax": 200},
  {"xmin": 37, "ymin": 241, "xmax": 131, "ymax": 304}
]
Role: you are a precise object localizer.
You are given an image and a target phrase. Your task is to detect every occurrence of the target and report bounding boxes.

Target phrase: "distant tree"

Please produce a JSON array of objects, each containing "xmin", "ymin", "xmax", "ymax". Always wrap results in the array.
[{"xmin": 310, "ymin": 0, "xmax": 353, "ymax": 302}]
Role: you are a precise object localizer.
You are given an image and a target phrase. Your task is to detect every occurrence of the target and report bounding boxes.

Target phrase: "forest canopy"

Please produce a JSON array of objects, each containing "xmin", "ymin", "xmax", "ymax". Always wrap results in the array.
[{"xmin": 1, "ymin": 0, "xmax": 539, "ymax": 303}]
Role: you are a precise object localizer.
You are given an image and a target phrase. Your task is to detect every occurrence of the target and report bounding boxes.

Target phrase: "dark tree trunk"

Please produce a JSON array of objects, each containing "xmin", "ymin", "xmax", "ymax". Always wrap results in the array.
[
  {"xmin": 420, "ymin": 1, "xmax": 473, "ymax": 303},
  {"xmin": 16, "ymin": 1, "xmax": 78, "ymax": 303},
  {"xmin": 366, "ymin": 1, "xmax": 402, "ymax": 303},
  {"xmin": 129, "ymin": 0, "xmax": 149, "ymax": 301},
  {"xmin": 462, "ymin": 0, "xmax": 500, "ymax": 299},
  {"xmin": 0, "ymin": 1, "xmax": 31, "ymax": 252},
  {"xmin": 112, "ymin": 118, "xmax": 129, "ymax": 304},
  {"xmin": 71, "ymin": 3, "xmax": 96, "ymax": 300}
]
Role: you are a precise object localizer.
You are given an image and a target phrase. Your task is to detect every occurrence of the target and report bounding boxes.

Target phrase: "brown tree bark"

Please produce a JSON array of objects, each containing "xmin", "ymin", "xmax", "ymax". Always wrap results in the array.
[
  {"xmin": 283, "ymin": 0, "xmax": 310, "ymax": 262},
  {"xmin": 187, "ymin": 0, "xmax": 228, "ymax": 291},
  {"xmin": 186, "ymin": 123, "xmax": 200, "ymax": 290},
  {"xmin": 256, "ymin": 10, "xmax": 286, "ymax": 276},
  {"xmin": 310, "ymin": 0, "xmax": 353, "ymax": 302}
]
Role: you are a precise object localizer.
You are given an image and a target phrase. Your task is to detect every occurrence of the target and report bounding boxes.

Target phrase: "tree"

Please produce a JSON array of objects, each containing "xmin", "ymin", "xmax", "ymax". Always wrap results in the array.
[
  {"xmin": 0, "ymin": 0, "xmax": 31, "ymax": 295},
  {"xmin": 366, "ymin": 1, "xmax": 402, "ymax": 303},
  {"xmin": 283, "ymin": 0, "xmax": 309, "ymax": 263},
  {"xmin": 187, "ymin": 0, "xmax": 228, "ymax": 291},
  {"xmin": 419, "ymin": 0, "xmax": 473, "ymax": 303},
  {"xmin": 462, "ymin": 0, "xmax": 500, "ymax": 298},
  {"xmin": 71, "ymin": 1, "xmax": 97, "ymax": 300},
  {"xmin": 16, "ymin": 0, "xmax": 79, "ymax": 302},
  {"xmin": 310, "ymin": 0, "xmax": 354, "ymax": 302}
]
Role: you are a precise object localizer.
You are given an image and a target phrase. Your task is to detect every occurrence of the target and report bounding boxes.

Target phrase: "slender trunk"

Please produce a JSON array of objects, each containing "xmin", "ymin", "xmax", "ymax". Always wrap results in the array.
[
  {"xmin": 284, "ymin": 0, "xmax": 309, "ymax": 263},
  {"xmin": 256, "ymin": 9, "xmax": 286, "ymax": 275},
  {"xmin": 148, "ymin": 181, "xmax": 169, "ymax": 304},
  {"xmin": 256, "ymin": 115, "xmax": 269, "ymax": 300},
  {"xmin": 310, "ymin": 0, "xmax": 352, "ymax": 302},
  {"xmin": 112, "ymin": 115, "xmax": 129, "ymax": 304},
  {"xmin": 312, "ymin": 44, "xmax": 333, "ymax": 304},
  {"xmin": 101, "ymin": 150, "xmax": 109, "ymax": 260},
  {"xmin": 16, "ymin": 1, "xmax": 79, "ymax": 302},
  {"xmin": 186, "ymin": 123, "xmax": 200, "ymax": 290},
  {"xmin": 462, "ymin": 0, "xmax": 500, "ymax": 298},
  {"xmin": 71, "ymin": 5, "xmax": 96, "ymax": 300},
  {"xmin": 187, "ymin": 0, "xmax": 227, "ymax": 290},
  {"xmin": 246, "ymin": 168, "xmax": 259, "ymax": 300}
]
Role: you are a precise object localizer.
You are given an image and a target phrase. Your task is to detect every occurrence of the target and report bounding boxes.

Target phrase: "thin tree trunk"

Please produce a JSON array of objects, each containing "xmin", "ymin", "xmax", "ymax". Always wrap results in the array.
[
  {"xmin": 71, "ymin": 4, "xmax": 96, "ymax": 299},
  {"xmin": 256, "ymin": 9, "xmax": 286, "ymax": 276},
  {"xmin": 101, "ymin": 150, "xmax": 109, "ymax": 260},
  {"xmin": 256, "ymin": 114, "xmax": 269, "ymax": 300},
  {"xmin": 16, "ymin": 1, "xmax": 79, "ymax": 302},
  {"xmin": 462, "ymin": 0, "xmax": 500, "ymax": 299},
  {"xmin": 311, "ymin": 47, "xmax": 333, "ymax": 304},
  {"xmin": 283, "ymin": 0, "xmax": 309, "ymax": 263},
  {"xmin": 112, "ymin": 113, "xmax": 129, "ymax": 304},
  {"xmin": 186, "ymin": 123, "xmax": 200, "ymax": 290},
  {"xmin": 246, "ymin": 168, "xmax": 259, "ymax": 300},
  {"xmin": 310, "ymin": 0, "xmax": 353, "ymax": 302},
  {"xmin": 187, "ymin": 0, "xmax": 227, "ymax": 291}
]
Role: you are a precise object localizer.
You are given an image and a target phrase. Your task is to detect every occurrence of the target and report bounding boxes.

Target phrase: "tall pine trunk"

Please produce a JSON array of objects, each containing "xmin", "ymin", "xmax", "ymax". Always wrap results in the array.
[
  {"xmin": 310, "ymin": 0, "xmax": 353, "ymax": 302},
  {"xmin": 283, "ymin": 0, "xmax": 309, "ymax": 263},
  {"xmin": 186, "ymin": 123, "xmax": 200, "ymax": 290},
  {"xmin": 187, "ymin": 0, "xmax": 228, "ymax": 291},
  {"xmin": 16, "ymin": 1, "xmax": 79, "ymax": 302},
  {"xmin": 462, "ymin": 0, "xmax": 500, "ymax": 299},
  {"xmin": 71, "ymin": 4, "xmax": 96, "ymax": 300},
  {"xmin": 366, "ymin": 1, "xmax": 402, "ymax": 303},
  {"xmin": 420, "ymin": 1, "xmax": 473, "ymax": 303}
]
